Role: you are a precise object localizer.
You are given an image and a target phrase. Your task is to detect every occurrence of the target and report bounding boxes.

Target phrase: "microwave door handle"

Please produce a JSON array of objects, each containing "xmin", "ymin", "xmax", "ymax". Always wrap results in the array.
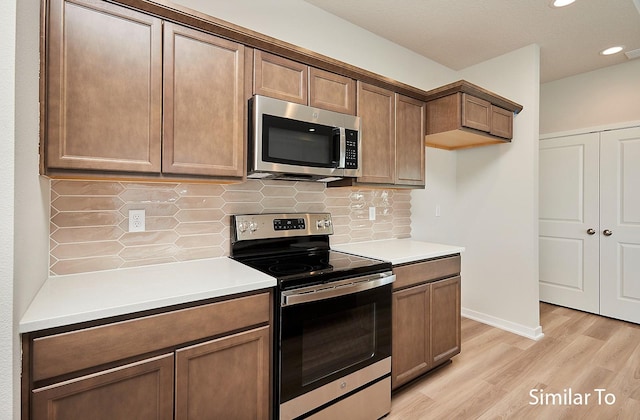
[{"xmin": 335, "ymin": 127, "xmax": 346, "ymax": 168}]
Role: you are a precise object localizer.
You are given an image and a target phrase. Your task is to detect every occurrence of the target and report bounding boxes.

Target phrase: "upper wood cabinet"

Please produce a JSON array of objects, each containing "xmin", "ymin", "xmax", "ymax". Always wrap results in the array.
[
  {"xmin": 396, "ymin": 95, "xmax": 426, "ymax": 187},
  {"xmin": 357, "ymin": 82, "xmax": 425, "ymax": 187},
  {"xmin": 253, "ymin": 50, "xmax": 356, "ymax": 115},
  {"xmin": 44, "ymin": 0, "xmax": 246, "ymax": 180},
  {"xmin": 425, "ymin": 80, "xmax": 523, "ymax": 150},
  {"xmin": 357, "ymin": 83, "xmax": 396, "ymax": 184},
  {"xmin": 163, "ymin": 23, "xmax": 245, "ymax": 177},
  {"xmin": 46, "ymin": 0, "xmax": 163, "ymax": 173}
]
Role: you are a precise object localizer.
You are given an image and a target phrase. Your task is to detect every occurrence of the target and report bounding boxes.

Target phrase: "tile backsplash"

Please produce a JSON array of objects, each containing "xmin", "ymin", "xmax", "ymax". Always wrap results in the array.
[{"xmin": 49, "ymin": 180, "xmax": 411, "ymax": 275}]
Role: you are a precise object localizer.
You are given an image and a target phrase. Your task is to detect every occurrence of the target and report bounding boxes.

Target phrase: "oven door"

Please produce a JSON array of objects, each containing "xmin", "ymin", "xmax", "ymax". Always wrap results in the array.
[{"xmin": 278, "ymin": 273, "xmax": 394, "ymax": 418}]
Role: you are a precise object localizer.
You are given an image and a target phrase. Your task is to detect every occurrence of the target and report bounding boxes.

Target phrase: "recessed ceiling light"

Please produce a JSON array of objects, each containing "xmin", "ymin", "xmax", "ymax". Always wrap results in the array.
[
  {"xmin": 600, "ymin": 46, "xmax": 625, "ymax": 56},
  {"xmin": 551, "ymin": 0, "xmax": 576, "ymax": 7}
]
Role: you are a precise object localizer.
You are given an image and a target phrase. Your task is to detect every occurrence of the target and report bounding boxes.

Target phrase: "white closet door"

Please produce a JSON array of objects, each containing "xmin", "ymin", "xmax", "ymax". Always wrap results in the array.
[
  {"xmin": 600, "ymin": 126, "xmax": 640, "ymax": 324},
  {"xmin": 539, "ymin": 133, "xmax": 600, "ymax": 313}
]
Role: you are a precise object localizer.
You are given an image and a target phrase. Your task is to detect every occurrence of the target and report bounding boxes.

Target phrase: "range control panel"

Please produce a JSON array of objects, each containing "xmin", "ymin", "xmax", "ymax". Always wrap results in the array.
[
  {"xmin": 232, "ymin": 213, "xmax": 333, "ymax": 241},
  {"xmin": 273, "ymin": 218, "xmax": 306, "ymax": 231}
]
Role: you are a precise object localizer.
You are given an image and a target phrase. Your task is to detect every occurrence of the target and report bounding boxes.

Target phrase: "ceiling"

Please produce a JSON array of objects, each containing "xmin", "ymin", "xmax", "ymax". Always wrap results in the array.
[{"xmin": 303, "ymin": 0, "xmax": 640, "ymax": 83}]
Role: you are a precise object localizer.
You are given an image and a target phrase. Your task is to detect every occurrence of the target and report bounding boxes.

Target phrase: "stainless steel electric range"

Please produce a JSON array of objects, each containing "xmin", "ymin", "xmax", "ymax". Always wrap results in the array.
[{"xmin": 230, "ymin": 213, "xmax": 394, "ymax": 420}]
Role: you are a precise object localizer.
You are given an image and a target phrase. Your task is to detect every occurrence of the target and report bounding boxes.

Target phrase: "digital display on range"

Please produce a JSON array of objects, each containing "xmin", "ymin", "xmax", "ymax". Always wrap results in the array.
[{"xmin": 274, "ymin": 218, "xmax": 306, "ymax": 230}]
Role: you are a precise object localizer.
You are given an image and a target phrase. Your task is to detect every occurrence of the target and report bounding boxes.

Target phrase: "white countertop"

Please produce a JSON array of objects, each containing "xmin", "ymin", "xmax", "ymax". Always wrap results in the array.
[
  {"xmin": 19, "ymin": 257, "xmax": 276, "ymax": 333},
  {"xmin": 333, "ymin": 238, "xmax": 464, "ymax": 265}
]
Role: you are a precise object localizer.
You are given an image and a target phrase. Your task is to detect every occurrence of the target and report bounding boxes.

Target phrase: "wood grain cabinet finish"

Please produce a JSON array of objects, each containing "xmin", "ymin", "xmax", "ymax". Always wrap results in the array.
[
  {"xmin": 431, "ymin": 276, "xmax": 461, "ymax": 365},
  {"xmin": 254, "ymin": 50, "xmax": 308, "ymax": 104},
  {"xmin": 163, "ymin": 22, "xmax": 245, "ymax": 177},
  {"xmin": 25, "ymin": 292, "xmax": 271, "ymax": 419},
  {"xmin": 45, "ymin": 0, "xmax": 246, "ymax": 180},
  {"xmin": 357, "ymin": 82, "xmax": 396, "ymax": 185},
  {"xmin": 391, "ymin": 256, "xmax": 461, "ymax": 390},
  {"xmin": 46, "ymin": 0, "xmax": 163, "ymax": 173},
  {"xmin": 391, "ymin": 282, "xmax": 431, "ymax": 389},
  {"xmin": 32, "ymin": 354, "xmax": 174, "ymax": 420},
  {"xmin": 175, "ymin": 326, "xmax": 270, "ymax": 420},
  {"xmin": 356, "ymin": 83, "xmax": 425, "ymax": 187},
  {"xmin": 395, "ymin": 94, "xmax": 426, "ymax": 187},
  {"xmin": 254, "ymin": 50, "xmax": 356, "ymax": 114},
  {"xmin": 309, "ymin": 67, "xmax": 356, "ymax": 115},
  {"xmin": 424, "ymin": 80, "xmax": 522, "ymax": 150}
]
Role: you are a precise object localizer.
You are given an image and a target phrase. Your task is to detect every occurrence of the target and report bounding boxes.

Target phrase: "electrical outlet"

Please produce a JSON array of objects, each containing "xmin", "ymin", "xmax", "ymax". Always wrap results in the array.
[
  {"xmin": 129, "ymin": 209, "xmax": 145, "ymax": 232},
  {"xmin": 369, "ymin": 207, "xmax": 376, "ymax": 221}
]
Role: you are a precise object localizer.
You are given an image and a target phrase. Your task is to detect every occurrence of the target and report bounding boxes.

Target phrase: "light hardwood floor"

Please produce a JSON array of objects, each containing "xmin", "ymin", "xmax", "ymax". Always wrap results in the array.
[{"xmin": 388, "ymin": 303, "xmax": 640, "ymax": 419}]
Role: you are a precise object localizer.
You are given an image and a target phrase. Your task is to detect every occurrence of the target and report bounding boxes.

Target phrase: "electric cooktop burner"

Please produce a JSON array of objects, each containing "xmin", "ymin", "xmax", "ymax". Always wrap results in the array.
[{"xmin": 230, "ymin": 213, "xmax": 391, "ymax": 290}]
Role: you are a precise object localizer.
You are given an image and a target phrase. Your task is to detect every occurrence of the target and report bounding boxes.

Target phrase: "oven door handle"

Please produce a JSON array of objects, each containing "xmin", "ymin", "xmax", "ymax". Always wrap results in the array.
[{"xmin": 281, "ymin": 272, "xmax": 395, "ymax": 306}]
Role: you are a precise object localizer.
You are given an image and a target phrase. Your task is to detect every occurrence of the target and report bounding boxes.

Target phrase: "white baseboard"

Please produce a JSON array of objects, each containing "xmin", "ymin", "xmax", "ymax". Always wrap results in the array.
[{"xmin": 461, "ymin": 307, "xmax": 544, "ymax": 341}]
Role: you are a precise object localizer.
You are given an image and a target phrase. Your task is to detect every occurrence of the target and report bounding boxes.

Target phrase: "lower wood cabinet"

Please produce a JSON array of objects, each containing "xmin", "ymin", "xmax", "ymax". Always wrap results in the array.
[
  {"xmin": 32, "ymin": 354, "xmax": 174, "ymax": 420},
  {"xmin": 391, "ymin": 256, "xmax": 461, "ymax": 390},
  {"xmin": 175, "ymin": 326, "xmax": 270, "ymax": 419},
  {"xmin": 24, "ymin": 292, "xmax": 272, "ymax": 420}
]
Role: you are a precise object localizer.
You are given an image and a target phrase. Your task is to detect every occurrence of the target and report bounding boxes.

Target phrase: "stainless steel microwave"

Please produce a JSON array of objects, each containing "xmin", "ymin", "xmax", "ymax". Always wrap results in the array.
[{"xmin": 248, "ymin": 95, "xmax": 361, "ymax": 182}]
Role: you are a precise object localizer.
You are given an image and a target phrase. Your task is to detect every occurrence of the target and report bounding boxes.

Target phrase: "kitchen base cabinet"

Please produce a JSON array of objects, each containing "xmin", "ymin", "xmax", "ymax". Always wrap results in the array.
[
  {"xmin": 32, "ymin": 354, "xmax": 174, "ymax": 420},
  {"xmin": 392, "ymin": 283, "xmax": 430, "ymax": 388},
  {"xmin": 24, "ymin": 291, "xmax": 272, "ymax": 420},
  {"xmin": 175, "ymin": 326, "xmax": 270, "ymax": 420},
  {"xmin": 391, "ymin": 255, "xmax": 461, "ymax": 390},
  {"xmin": 431, "ymin": 276, "xmax": 461, "ymax": 365}
]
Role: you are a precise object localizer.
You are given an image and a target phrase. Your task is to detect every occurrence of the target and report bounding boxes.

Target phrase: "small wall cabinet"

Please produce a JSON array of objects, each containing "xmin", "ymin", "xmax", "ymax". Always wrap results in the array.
[
  {"xmin": 424, "ymin": 80, "xmax": 523, "ymax": 150},
  {"xmin": 253, "ymin": 50, "xmax": 356, "ymax": 115},
  {"xmin": 391, "ymin": 255, "xmax": 461, "ymax": 390},
  {"xmin": 23, "ymin": 291, "xmax": 272, "ymax": 420},
  {"xmin": 355, "ymin": 82, "xmax": 425, "ymax": 187}
]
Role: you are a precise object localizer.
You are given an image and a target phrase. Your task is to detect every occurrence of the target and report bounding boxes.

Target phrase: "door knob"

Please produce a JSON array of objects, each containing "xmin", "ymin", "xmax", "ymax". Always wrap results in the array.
[
  {"xmin": 587, "ymin": 228, "xmax": 596, "ymax": 235},
  {"xmin": 603, "ymin": 229, "xmax": 613, "ymax": 236}
]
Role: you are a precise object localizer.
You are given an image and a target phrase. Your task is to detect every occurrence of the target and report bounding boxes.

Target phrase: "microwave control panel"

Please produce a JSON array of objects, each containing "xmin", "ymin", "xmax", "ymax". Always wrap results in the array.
[{"xmin": 344, "ymin": 129, "xmax": 359, "ymax": 169}]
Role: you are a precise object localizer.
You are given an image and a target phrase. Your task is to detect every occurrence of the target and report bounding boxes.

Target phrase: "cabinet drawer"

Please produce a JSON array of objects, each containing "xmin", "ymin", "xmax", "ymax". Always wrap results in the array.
[
  {"xmin": 392, "ymin": 255, "xmax": 460, "ymax": 290},
  {"xmin": 32, "ymin": 292, "xmax": 270, "ymax": 382}
]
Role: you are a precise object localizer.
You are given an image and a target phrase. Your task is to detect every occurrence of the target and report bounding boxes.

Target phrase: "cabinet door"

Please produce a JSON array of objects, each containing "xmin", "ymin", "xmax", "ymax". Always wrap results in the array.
[
  {"xmin": 46, "ymin": 0, "xmax": 162, "ymax": 173},
  {"xmin": 490, "ymin": 106, "xmax": 513, "ymax": 139},
  {"xmin": 32, "ymin": 354, "xmax": 174, "ymax": 420},
  {"xmin": 175, "ymin": 326, "xmax": 270, "ymax": 420},
  {"xmin": 461, "ymin": 93, "xmax": 491, "ymax": 133},
  {"xmin": 309, "ymin": 68, "xmax": 356, "ymax": 114},
  {"xmin": 357, "ymin": 82, "xmax": 396, "ymax": 184},
  {"xmin": 395, "ymin": 94, "xmax": 426, "ymax": 186},
  {"xmin": 391, "ymin": 283, "xmax": 430, "ymax": 390},
  {"xmin": 430, "ymin": 276, "xmax": 461, "ymax": 366},
  {"xmin": 163, "ymin": 23, "xmax": 245, "ymax": 177},
  {"xmin": 254, "ymin": 50, "xmax": 307, "ymax": 104}
]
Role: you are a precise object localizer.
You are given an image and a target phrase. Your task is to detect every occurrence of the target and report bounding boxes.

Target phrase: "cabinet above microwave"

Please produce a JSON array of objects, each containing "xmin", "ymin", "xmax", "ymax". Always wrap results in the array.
[{"xmin": 424, "ymin": 80, "xmax": 523, "ymax": 150}]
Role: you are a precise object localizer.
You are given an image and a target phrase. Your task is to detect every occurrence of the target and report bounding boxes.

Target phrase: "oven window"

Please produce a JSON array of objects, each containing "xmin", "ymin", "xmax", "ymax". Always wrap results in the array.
[
  {"xmin": 301, "ymin": 303, "xmax": 375, "ymax": 385},
  {"xmin": 279, "ymin": 284, "xmax": 391, "ymax": 402},
  {"xmin": 263, "ymin": 115, "xmax": 337, "ymax": 167}
]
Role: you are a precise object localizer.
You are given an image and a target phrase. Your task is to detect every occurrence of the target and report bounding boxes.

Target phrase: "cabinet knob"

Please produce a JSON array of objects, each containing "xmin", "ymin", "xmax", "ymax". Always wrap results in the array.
[
  {"xmin": 587, "ymin": 228, "xmax": 596, "ymax": 235},
  {"xmin": 603, "ymin": 229, "xmax": 613, "ymax": 237}
]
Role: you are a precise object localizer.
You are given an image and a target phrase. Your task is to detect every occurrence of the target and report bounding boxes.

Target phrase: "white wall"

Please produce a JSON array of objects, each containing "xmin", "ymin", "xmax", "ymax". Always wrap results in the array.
[
  {"xmin": 411, "ymin": 148, "xmax": 457, "ymax": 244},
  {"xmin": 540, "ymin": 59, "xmax": 640, "ymax": 135},
  {"xmin": 455, "ymin": 45, "xmax": 542, "ymax": 338},
  {"xmin": 173, "ymin": 0, "xmax": 457, "ymax": 91},
  {"xmin": 1, "ymin": 0, "xmax": 17, "ymax": 417}
]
